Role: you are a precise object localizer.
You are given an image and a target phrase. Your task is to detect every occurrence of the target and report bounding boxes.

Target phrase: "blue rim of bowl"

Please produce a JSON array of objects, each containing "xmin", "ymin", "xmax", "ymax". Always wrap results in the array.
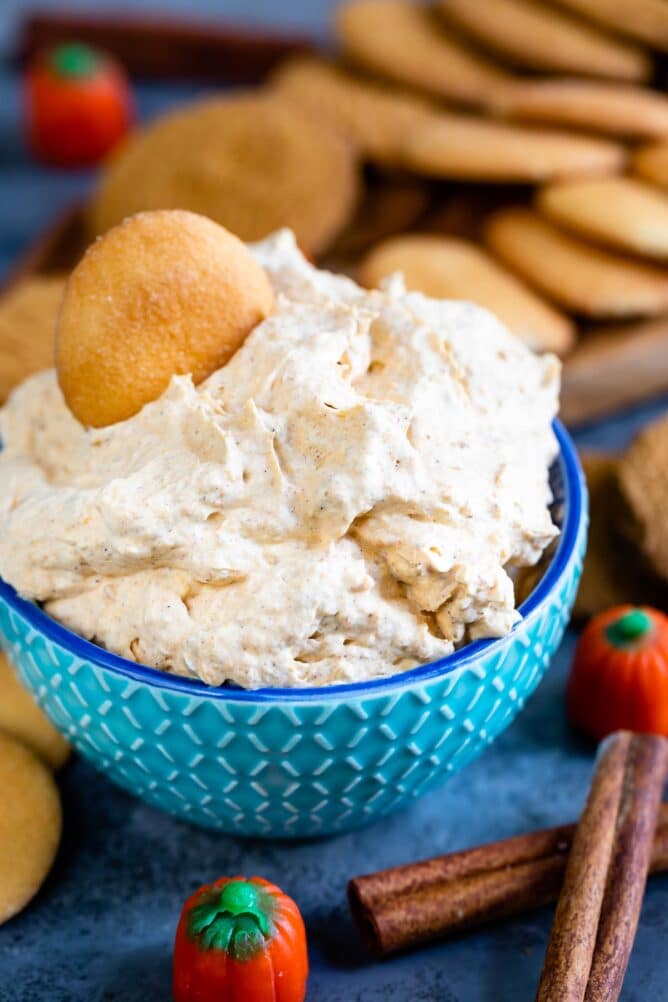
[{"xmin": 0, "ymin": 419, "xmax": 584, "ymax": 702}]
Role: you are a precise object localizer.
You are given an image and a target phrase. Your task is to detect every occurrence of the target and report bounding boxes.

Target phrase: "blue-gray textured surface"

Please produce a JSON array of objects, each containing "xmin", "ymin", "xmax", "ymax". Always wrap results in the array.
[{"xmin": 1, "ymin": 1, "xmax": 668, "ymax": 999}]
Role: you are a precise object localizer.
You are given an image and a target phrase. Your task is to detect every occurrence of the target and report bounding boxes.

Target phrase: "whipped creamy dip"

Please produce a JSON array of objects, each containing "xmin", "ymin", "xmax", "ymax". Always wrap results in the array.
[{"xmin": 0, "ymin": 231, "xmax": 560, "ymax": 688}]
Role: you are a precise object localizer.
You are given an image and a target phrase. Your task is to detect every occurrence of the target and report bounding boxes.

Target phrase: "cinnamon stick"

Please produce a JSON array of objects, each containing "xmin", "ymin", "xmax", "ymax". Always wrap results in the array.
[
  {"xmin": 535, "ymin": 731, "xmax": 668, "ymax": 1002},
  {"xmin": 584, "ymin": 735, "xmax": 668, "ymax": 1000},
  {"xmin": 348, "ymin": 802, "xmax": 668, "ymax": 957}
]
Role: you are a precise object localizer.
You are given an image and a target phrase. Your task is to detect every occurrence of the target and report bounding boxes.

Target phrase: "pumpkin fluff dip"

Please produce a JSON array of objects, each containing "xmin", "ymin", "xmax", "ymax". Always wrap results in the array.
[{"xmin": 0, "ymin": 213, "xmax": 560, "ymax": 688}]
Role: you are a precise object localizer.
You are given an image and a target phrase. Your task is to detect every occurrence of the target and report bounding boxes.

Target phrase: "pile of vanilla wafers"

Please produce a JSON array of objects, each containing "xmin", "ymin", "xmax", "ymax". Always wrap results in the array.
[{"xmin": 274, "ymin": 0, "xmax": 668, "ymax": 421}]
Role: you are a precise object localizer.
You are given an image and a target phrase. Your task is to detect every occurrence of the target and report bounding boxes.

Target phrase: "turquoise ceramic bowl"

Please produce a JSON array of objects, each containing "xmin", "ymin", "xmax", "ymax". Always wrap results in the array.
[{"xmin": 0, "ymin": 421, "xmax": 586, "ymax": 838}]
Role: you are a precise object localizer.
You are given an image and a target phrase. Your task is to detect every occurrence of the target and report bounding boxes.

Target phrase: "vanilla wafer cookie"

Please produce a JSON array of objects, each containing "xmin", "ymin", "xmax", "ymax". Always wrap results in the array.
[
  {"xmin": 89, "ymin": 91, "xmax": 360, "ymax": 256},
  {"xmin": 0, "ymin": 732, "xmax": 62, "ymax": 925},
  {"xmin": 485, "ymin": 208, "xmax": 668, "ymax": 317},
  {"xmin": 439, "ymin": 0, "xmax": 650, "ymax": 81},
  {"xmin": 495, "ymin": 79, "xmax": 668, "ymax": 140},
  {"xmin": 538, "ymin": 177, "xmax": 668, "ymax": 260},
  {"xmin": 634, "ymin": 143, "xmax": 668, "ymax": 190},
  {"xmin": 335, "ymin": 0, "xmax": 511, "ymax": 107},
  {"xmin": 550, "ymin": 0, "xmax": 668, "ymax": 51},
  {"xmin": 360, "ymin": 233, "xmax": 574, "ymax": 353},
  {"xmin": 0, "ymin": 275, "xmax": 66, "ymax": 403},
  {"xmin": 271, "ymin": 57, "xmax": 434, "ymax": 165},
  {"xmin": 58, "ymin": 210, "xmax": 275, "ymax": 428},
  {"xmin": 402, "ymin": 113, "xmax": 625, "ymax": 182}
]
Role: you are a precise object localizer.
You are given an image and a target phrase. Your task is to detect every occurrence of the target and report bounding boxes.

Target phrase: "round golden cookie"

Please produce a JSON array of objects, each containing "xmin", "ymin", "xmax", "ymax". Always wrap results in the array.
[
  {"xmin": 634, "ymin": 142, "xmax": 668, "ymax": 190},
  {"xmin": 0, "ymin": 731, "xmax": 62, "ymax": 925},
  {"xmin": 359, "ymin": 233, "xmax": 574, "ymax": 354},
  {"xmin": 0, "ymin": 652, "xmax": 70, "ymax": 770},
  {"xmin": 617, "ymin": 414, "xmax": 668, "ymax": 582},
  {"xmin": 271, "ymin": 56, "xmax": 435, "ymax": 166},
  {"xmin": 402, "ymin": 113, "xmax": 625, "ymax": 183},
  {"xmin": 57, "ymin": 210, "xmax": 275, "ymax": 428},
  {"xmin": 335, "ymin": 0, "xmax": 510, "ymax": 107},
  {"xmin": 0, "ymin": 275, "xmax": 66, "ymax": 403},
  {"xmin": 439, "ymin": 0, "xmax": 650, "ymax": 81},
  {"xmin": 537, "ymin": 177, "xmax": 668, "ymax": 261},
  {"xmin": 549, "ymin": 0, "xmax": 668, "ymax": 51},
  {"xmin": 89, "ymin": 91, "xmax": 360, "ymax": 256},
  {"xmin": 485, "ymin": 208, "xmax": 668, "ymax": 318},
  {"xmin": 496, "ymin": 80, "xmax": 668, "ymax": 141}
]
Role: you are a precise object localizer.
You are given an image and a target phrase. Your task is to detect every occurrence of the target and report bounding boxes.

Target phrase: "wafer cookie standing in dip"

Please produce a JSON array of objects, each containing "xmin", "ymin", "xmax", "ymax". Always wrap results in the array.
[
  {"xmin": 359, "ymin": 234, "xmax": 574, "ymax": 354},
  {"xmin": 57, "ymin": 209, "xmax": 274, "ymax": 427}
]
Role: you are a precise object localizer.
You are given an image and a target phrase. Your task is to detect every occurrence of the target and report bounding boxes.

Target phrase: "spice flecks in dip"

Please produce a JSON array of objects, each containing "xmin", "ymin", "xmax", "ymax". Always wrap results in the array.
[{"xmin": 0, "ymin": 230, "xmax": 559, "ymax": 687}]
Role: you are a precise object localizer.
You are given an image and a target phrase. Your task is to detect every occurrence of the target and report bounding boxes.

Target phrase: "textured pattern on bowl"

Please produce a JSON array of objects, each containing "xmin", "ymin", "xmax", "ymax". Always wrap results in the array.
[{"xmin": 0, "ymin": 422, "xmax": 586, "ymax": 837}]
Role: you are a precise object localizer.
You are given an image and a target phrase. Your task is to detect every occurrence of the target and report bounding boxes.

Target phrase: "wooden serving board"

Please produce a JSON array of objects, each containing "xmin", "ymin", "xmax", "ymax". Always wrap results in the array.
[{"xmin": 560, "ymin": 318, "xmax": 668, "ymax": 425}]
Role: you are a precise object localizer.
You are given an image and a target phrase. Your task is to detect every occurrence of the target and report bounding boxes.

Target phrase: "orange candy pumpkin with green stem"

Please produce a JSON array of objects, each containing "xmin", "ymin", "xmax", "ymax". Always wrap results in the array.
[
  {"xmin": 567, "ymin": 605, "xmax": 668, "ymax": 741},
  {"xmin": 25, "ymin": 43, "xmax": 132, "ymax": 167},
  {"xmin": 173, "ymin": 875, "xmax": 308, "ymax": 1002}
]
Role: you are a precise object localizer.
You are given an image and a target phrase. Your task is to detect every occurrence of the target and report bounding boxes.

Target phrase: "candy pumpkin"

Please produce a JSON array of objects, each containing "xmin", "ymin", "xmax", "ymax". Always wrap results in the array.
[
  {"xmin": 25, "ymin": 43, "xmax": 132, "ymax": 167},
  {"xmin": 173, "ymin": 875, "xmax": 308, "ymax": 1002},
  {"xmin": 568, "ymin": 605, "xmax": 668, "ymax": 741}
]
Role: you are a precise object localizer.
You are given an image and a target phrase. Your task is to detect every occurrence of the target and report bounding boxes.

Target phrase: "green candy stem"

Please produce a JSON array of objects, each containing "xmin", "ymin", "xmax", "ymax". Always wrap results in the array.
[
  {"xmin": 50, "ymin": 43, "xmax": 99, "ymax": 79},
  {"xmin": 188, "ymin": 880, "xmax": 274, "ymax": 961},
  {"xmin": 605, "ymin": 608, "xmax": 653, "ymax": 648}
]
